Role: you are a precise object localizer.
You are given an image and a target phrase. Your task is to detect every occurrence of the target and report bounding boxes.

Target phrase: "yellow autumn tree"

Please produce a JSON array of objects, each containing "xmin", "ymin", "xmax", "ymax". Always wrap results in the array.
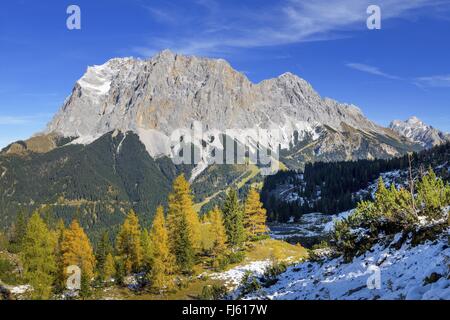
[
  {"xmin": 141, "ymin": 228, "xmax": 153, "ymax": 271},
  {"xmin": 243, "ymin": 188, "xmax": 268, "ymax": 241},
  {"xmin": 103, "ymin": 253, "xmax": 116, "ymax": 281},
  {"xmin": 61, "ymin": 220, "xmax": 96, "ymax": 281},
  {"xmin": 149, "ymin": 206, "xmax": 175, "ymax": 293},
  {"xmin": 167, "ymin": 175, "xmax": 201, "ymax": 271},
  {"xmin": 116, "ymin": 210, "xmax": 143, "ymax": 274},
  {"xmin": 169, "ymin": 175, "xmax": 201, "ymax": 248},
  {"xmin": 21, "ymin": 212, "xmax": 57, "ymax": 300}
]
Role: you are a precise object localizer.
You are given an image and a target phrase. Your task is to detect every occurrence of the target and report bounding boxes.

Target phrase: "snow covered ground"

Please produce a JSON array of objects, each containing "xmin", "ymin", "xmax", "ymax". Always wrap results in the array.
[
  {"xmin": 246, "ymin": 229, "xmax": 450, "ymax": 300},
  {"xmin": 209, "ymin": 261, "xmax": 272, "ymax": 290}
]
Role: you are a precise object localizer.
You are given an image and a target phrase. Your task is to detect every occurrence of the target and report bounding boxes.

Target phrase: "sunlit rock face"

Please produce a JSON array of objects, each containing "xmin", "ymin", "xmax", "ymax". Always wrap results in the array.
[
  {"xmin": 390, "ymin": 116, "xmax": 450, "ymax": 149},
  {"xmin": 46, "ymin": 50, "xmax": 419, "ymax": 175}
]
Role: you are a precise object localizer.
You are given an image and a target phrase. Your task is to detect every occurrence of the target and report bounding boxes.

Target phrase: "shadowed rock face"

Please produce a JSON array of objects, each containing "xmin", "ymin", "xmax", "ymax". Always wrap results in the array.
[
  {"xmin": 45, "ymin": 50, "xmax": 419, "ymax": 172},
  {"xmin": 390, "ymin": 116, "xmax": 450, "ymax": 149}
]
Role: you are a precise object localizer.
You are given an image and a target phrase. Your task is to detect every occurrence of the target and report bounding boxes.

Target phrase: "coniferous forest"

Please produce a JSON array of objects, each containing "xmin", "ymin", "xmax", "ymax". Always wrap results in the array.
[
  {"xmin": 0, "ymin": 175, "xmax": 278, "ymax": 300},
  {"xmin": 262, "ymin": 143, "xmax": 450, "ymax": 222}
]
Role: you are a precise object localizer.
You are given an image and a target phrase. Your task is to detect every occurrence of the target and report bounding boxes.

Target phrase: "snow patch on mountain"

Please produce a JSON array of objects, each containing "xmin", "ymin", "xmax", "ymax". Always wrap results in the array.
[{"xmin": 77, "ymin": 57, "xmax": 136, "ymax": 101}]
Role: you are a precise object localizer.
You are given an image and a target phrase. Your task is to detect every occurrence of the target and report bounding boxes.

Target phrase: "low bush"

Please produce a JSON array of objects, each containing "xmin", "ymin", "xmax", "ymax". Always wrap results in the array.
[
  {"xmin": 199, "ymin": 284, "xmax": 228, "ymax": 300},
  {"xmin": 332, "ymin": 170, "xmax": 450, "ymax": 261},
  {"xmin": 261, "ymin": 260, "xmax": 287, "ymax": 287},
  {"xmin": 0, "ymin": 256, "xmax": 21, "ymax": 285},
  {"xmin": 238, "ymin": 271, "xmax": 262, "ymax": 298},
  {"xmin": 226, "ymin": 251, "xmax": 245, "ymax": 265}
]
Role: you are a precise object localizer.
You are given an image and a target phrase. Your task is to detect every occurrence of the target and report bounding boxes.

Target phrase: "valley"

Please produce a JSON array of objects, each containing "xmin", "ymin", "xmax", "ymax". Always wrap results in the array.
[{"xmin": 1, "ymin": 51, "xmax": 449, "ymax": 301}]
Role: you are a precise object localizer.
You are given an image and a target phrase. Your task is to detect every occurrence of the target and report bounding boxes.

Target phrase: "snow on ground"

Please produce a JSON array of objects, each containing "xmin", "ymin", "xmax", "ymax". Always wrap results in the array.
[
  {"xmin": 209, "ymin": 260, "xmax": 271, "ymax": 289},
  {"xmin": 8, "ymin": 285, "xmax": 32, "ymax": 295},
  {"xmin": 269, "ymin": 210, "xmax": 353, "ymax": 240},
  {"xmin": 323, "ymin": 210, "xmax": 353, "ymax": 232},
  {"xmin": 353, "ymin": 170, "xmax": 406, "ymax": 200},
  {"xmin": 247, "ymin": 229, "xmax": 450, "ymax": 300}
]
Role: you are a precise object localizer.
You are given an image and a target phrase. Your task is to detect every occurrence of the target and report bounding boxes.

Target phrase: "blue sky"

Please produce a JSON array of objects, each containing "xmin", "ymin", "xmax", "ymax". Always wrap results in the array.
[{"xmin": 1, "ymin": 0, "xmax": 450, "ymax": 148}]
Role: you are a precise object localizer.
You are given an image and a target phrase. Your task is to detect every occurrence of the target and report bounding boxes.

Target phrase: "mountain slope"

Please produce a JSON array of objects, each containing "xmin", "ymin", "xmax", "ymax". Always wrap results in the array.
[
  {"xmin": 0, "ymin": 131, "xmax": 192, "ymax": 238},
  {"xmin": 262, "ymin": 142, "xmax": 450, "ymax": 223},
  {"xmin": 390, "ymin": 116, "xmax": 450, "ymax": 148},
  {"xmin": 245, "ymin": 228, "xmax": 449, "ymax": 300}
]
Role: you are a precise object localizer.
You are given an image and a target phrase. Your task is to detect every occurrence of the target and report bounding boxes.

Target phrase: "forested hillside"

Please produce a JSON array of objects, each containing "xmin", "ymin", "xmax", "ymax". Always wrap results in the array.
[
  {"xmin": 243, "ymin": 170, "xmax": 450, "ymax": 300},
  {"xmin": 262, "ymin": 143, "xmax": 450, "ymax": 222},
  {"xmin": 0, "ymin": 131, "xmax": 264, "ymax": 241},
  {"xmin": 0, "ymin": 175, "xmax": 299, "ymax": 300},
  {"xmin": 0, "ymin": 132, "xmax": 193, "ymax": 240}
]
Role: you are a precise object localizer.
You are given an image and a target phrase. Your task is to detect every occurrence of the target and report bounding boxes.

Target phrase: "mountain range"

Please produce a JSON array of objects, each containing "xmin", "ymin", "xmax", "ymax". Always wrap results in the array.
[
  {"xmin": 390, "ymin": 116, "xmax": 450, "ymax": 149},
  {"xmin": 1, "ymin": 50, "xmax": 445, "ymax": 236}
]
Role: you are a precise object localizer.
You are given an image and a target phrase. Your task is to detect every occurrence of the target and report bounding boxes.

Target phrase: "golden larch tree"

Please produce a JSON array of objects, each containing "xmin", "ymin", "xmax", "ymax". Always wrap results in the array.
[
  {"xmin": 103, "ymin": 253, "xmax": 116, "ymax": 281},
  {"xmin": 208, "ymin": 207, "xmax": 228, "ymax": 259},
  {"xmin": 243, "ymin": 188, "xmax": 268, "ymax": 240},
  {"xmin": 149, "ymin": 206, "xmax": 175, "ymax": 293},
  {"xmin": 21, "ymin": 212, "xmax": 57, "ymax": 300},
  {"xmin": 141, "ymin": 228, "xmax": 154, "ymax": 271},
  {"xmin": 61, "ymin": 220, "xmax": 96, "ymax": 281},
  {"xmin": 116, "ymin": 210, "xmax": 143, "ymax": 274}
]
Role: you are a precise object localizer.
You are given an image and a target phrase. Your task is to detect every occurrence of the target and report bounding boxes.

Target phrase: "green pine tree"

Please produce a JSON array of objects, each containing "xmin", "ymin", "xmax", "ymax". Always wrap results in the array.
[
  {"xmin": 9, "ymin": 211, "xmax": 28, "ymax": 253},
  {"xmin": 79, "ymin": 271, "xmax": 92, "ymax": 299},
  {"xmin": 222, "ymin": 188, "xmax": 245, "ymax": 248},
  {"xmin": 96, "ymin": 231, "xmax": 113, "ymax": 281},
  {"xmin": 417, "ymin": 168, "xmax": 447, "ymax": 219},
  {"xmin": 167, "ymin": 175, "xmax": 199, "ymax": 273},
  {"xmin": 54, "ymin": 219, "xmax": 66, "ymax": 293},
  {"xmin": 172, "ymin": 213, "xmax": 194, "ymax": 273}
]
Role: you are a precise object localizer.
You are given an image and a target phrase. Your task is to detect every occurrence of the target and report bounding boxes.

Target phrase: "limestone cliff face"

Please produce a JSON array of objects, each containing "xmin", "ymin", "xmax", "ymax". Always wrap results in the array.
[{"xmin": 46, "ymin": 50, "xmax": 419, "ymax": 172}]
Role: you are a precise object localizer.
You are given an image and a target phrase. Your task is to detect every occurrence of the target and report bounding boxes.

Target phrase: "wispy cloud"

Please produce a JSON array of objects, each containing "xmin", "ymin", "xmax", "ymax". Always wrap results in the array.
[
  {"xmin": 22, "ymin": 92, "xmax": 60, "ymax": 97},
  {"xmin": 414, "ymin": 75, "xmax": 450, "ymax": 87},
  {"xmin": 133, "ymin": 0, "xmax": 450, "ymax": 57},
  {"xmin": 346, "ymin": 63, "xmax": 401, "ymax": 80},
  {"xmin": 0, "ymin": 114, "xmax": 52, "ymax": 125},
  {"xmin": 346, "ymin": 62, "xmax": 450, "ymax": 89},
  {"xmin": 346, "ymin": 63, "xmax": 450, "ymax": 89}
]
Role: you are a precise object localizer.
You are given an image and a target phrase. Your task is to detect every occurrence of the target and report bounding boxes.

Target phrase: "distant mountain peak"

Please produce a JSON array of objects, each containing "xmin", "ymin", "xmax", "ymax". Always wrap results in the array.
[
  {"xmin": 406, "ymin": 116, "xmax": 423, "ymax": 124},
  {"xmin": 390, "ymin": 117, "xmax": 449, "ymax": 148}
]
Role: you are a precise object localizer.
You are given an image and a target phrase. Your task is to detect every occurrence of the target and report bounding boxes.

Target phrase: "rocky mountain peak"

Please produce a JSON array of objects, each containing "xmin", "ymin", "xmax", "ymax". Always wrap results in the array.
[
  {"xmin": 390, "ymin": 116, "xmax": 449, "ymax": 148},
  {"xmin": 406, "ymin": 116, "xmax": 423, "ymax": 125},
  {"xmin": 44, "ymin": 50, "xmax": 420, "ymax": 177}
]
